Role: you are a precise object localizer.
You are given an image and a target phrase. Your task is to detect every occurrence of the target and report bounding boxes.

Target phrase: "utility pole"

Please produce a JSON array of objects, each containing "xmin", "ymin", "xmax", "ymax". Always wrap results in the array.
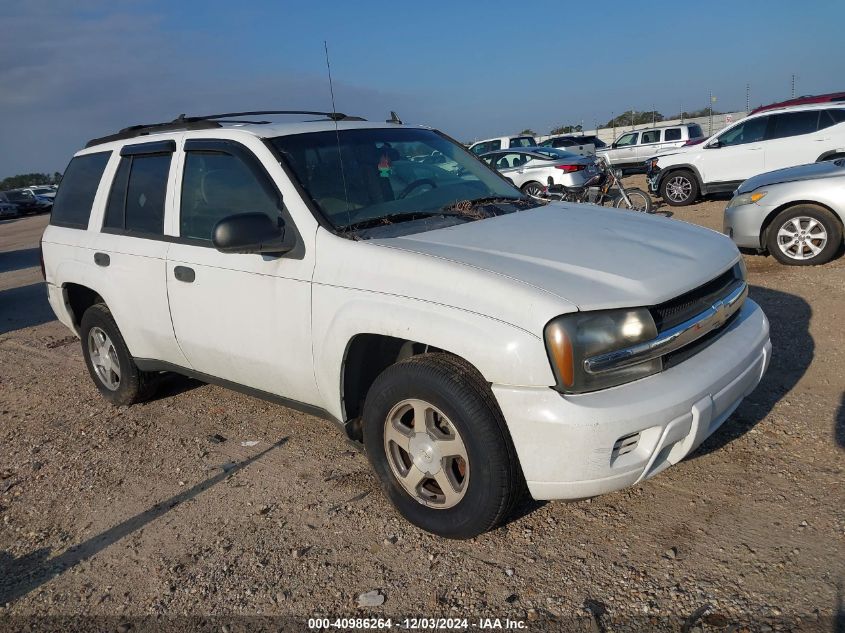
[
  {"xmin": 746, "ymin": 83, "xmax": 750, "ymax": 113},
  {"xmin": 708, "ymin": 91, "xmax": 713, "ymax": 136},
  {"xmin": 631, "ymin": 110, "xmax": 635, "ymax": 130},
  {"xmin": 652, "ymin": 105, "xmax": 655, "ymax": 126},
  {"xmin": 612, "ymin": 111, "xmax": 616, "ymax": 138},
  {"xmin": 791, "ymin": 74, "xmax": 796, "ymax": 98}
]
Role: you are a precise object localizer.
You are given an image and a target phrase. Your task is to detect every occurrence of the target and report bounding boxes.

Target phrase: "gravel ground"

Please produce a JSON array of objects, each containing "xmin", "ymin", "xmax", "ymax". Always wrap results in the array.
[{"xmin": 1, "ymin": 190, "xmax": 843, "ymax": 632}]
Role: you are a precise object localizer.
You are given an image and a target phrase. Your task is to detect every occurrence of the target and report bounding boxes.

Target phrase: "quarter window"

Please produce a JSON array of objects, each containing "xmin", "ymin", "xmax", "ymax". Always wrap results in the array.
[
  {"xmin": 641, "ymin": 130, "xmax": 661, "ymax": 144},
  {"xmin": 49, "ymin": 151, "xmax": 111, "ymax": 229},
  {"xmin": 766, "ymin": 111, "xmax": 820, "ymax": 140},
  {"xmin": 103, "ymin": 154, "xmax": 170, "ymax": 235},
  {"xmin": 180, "ymin": 150, "xmax": 281, "ymax": 241},
  {"xmin": 664, "ymin": 128, "xmax": 682, "ymax": 142}
]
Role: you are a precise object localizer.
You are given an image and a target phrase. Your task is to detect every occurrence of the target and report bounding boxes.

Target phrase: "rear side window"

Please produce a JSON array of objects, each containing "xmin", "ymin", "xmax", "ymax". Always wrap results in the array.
[
  {"xmin": 103, "ymin": 154, "xmax": 171, "ymax": 235},
  {"xmin": 509, "ymin": 137, "xmax": 535, "ymax": 148},
  {"xmin": 49, "ymin": 152, "xmax": 110, "ymax": 229},
  {"xmin": 767, "ymin": 111, "xmax": 820, "ymax": 140},
  {"xmin": 664, "ymin": 128, "xmax": 682, "ymax": 142},
  {"xmin": 641, "ymin": 130, "xmax": 661, "ymax": 144},
  {"xmin": 688, "ymin": 125, "xmax": 704, "ymax": 138},
  {"xmin": 829, "ymin": 109, "xmax": 845, "ymax": 123}
]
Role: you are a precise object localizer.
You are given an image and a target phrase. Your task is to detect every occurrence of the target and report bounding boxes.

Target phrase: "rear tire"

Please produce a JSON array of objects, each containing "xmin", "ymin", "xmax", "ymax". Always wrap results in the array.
[
  {"xmin": 659, "ymin": 170, "xmax": 699, "ymax": 206},
  {"xmin": 765, "ymin": 204, "xmax": 842, "ymax": 266},
  {"xmin": 80, "ymin": 304, "xmax": 157, "ymax": 406},
  {"xmin": 613, "ymin": 188, "xmax": 653, "ymax": 212},
  {"xmin": 362, "ymin": 353, "xmax": 523, "ymax": 539}
]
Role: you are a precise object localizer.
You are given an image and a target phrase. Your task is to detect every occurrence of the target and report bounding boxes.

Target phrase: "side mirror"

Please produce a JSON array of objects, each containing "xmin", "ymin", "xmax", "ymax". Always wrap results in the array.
[
  {"xmin": 611, "ymin": 142, "xmax": 619, "ymax": 149},
  {"xmin": 212, "ymin": 212, "xmax": 293, "ymax": 255},
  {"xmin": 707, "ymin": 140, "xmax": 721, "ymax": 149}
]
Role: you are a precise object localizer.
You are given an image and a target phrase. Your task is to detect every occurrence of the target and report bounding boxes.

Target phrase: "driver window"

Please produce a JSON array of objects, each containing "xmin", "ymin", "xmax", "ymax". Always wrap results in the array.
[
  {"xmin": 717, "ymin": 116, "xmax": 768, "ymax": 147},
  {"xmin": 616, "ymin": 133, "xmax": 638, "ymax": 147},
  {"xmin": 180, "ymin": 151, "xmax": 281, "ymax": 241}
]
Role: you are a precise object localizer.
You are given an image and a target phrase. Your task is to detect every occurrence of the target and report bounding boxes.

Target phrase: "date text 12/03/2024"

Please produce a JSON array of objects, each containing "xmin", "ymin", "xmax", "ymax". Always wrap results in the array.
[{"xmin": 307, "ymin": 618, "xmax": 527, "ymax": 629}]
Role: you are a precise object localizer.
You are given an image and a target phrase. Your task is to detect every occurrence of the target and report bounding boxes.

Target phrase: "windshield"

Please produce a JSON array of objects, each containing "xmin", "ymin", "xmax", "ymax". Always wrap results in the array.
[
  {"xmin": 6, "ymin": 190, "xmax": 34, "ymax": 202},
  {"xmin": 509, "ymin": 136, "xmax": 536, "ymax": 147},
  {"xmin": 271, "ymin": 128, "xmax": 528, "ymax": 234}
]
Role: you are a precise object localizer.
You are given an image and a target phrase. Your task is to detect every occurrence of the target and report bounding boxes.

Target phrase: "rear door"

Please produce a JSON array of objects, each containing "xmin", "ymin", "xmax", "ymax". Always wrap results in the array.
[
  {"xmin": 165, "ymin": 137, "xmax": 318, "ymax": 403},
  {"xmin": 763, "ymin": 110, "xmax": 830, "ymax": 172},
  {"xmin": 93, "ymin": 140, "xmax": 189, "ymax": 366},
  {"xmin": 637, "ymin": 129, "xmax": 662, "ymax": 162}
]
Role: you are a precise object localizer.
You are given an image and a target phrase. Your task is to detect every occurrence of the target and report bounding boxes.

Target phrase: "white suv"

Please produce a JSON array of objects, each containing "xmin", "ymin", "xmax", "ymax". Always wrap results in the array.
[
  {"xmin": 468, "ymin": 134, "xmax": 536, "ymax": 156},
  {"xmin": 648, "ymin": 104, "xmax": 845, "ymax": 206},
  {"xmin": 42, "ymin": 111, "xmax": 771, "ymax": 538},
  {"xmin": 599, "ymin": 124, "xmax": 705, "ymax": 172}
]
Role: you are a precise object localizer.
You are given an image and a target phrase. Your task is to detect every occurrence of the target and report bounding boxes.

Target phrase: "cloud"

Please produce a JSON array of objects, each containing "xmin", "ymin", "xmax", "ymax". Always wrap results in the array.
[{"xmin": 0, "ymin": 2, "xmax": 437, "ymax": 176}]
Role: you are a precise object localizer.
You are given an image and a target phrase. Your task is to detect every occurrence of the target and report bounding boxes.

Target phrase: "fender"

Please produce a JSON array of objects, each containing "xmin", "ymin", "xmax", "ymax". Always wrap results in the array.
[{"xmin": 311, "ymin": 284, "xmax": 556, "ymax": 421}]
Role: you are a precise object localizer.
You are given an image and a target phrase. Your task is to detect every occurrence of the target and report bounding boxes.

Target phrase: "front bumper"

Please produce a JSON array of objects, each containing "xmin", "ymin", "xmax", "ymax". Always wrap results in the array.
[
  {"xmin": 723, "ymin": 202, "xmax": 775, "ymax": 249},
  {"xmin": 493, "ymin": 299, "xmax": 770, "ymax": 500}
]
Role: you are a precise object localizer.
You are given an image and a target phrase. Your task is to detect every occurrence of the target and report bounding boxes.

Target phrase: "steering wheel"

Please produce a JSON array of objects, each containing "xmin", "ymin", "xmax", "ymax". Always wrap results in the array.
[{"xmin": 398, "ymin": 178, "xmax": 437, "ymax": 199}]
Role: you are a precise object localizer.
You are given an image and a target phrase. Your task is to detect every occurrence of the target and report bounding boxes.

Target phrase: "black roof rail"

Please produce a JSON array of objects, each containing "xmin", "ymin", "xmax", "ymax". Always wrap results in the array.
[{"xmin": 85, "ymin": 110, "xmax": 365, "ymax": 148}]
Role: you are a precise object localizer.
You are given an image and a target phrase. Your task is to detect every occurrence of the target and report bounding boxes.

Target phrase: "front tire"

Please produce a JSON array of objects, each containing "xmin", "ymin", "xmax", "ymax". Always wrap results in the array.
[
  {"xmin": 362, "ymin": 353, "xmax": 523, "ymax": 539},
  {"xmin": 613, "ymin": 188, "xmax": 653, "ymax": 212},
  {"xmin": 659, "ymin": 170, "xmax": 699, "ymax": 206},
  {"xmin": 80, "ymin": 303, "xmax": 156, "ymax": 406},
  {"xmin": 765, "ymin": 204, "xmax": 842, "ymax": 266},
  {"xmin": 520, "ymin": 181, "xmax": 545, "ymax": 198}
]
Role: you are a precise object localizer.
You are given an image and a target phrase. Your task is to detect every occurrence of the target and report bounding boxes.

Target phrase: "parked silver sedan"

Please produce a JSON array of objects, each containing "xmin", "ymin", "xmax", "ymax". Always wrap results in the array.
[
  {"xmin": 724, "ymin": 159, "xmax": 845, "ymax": 265},
  {"xmin": 479, "ymin": 147, "xmax": 597, "ymax": 197}
]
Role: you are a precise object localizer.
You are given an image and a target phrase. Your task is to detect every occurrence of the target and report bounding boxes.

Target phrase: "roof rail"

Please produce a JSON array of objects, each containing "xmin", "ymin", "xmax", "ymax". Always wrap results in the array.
[{"xmin": 85, "ymin": 110, "xmax": 365, "ymax": 148}]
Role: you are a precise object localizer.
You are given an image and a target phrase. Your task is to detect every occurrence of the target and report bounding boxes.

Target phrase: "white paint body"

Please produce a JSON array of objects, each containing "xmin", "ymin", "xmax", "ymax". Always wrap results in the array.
[{"xmin": 42, "ymin": 120, "xmax": 771, "ymax": 501}]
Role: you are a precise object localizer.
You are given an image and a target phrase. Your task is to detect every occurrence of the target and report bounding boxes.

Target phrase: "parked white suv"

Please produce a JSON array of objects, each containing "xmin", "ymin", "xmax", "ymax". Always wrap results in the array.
[
  {"xmin": 42, "ymin": 111, "xmax": 771, "ymax": 538},
  {"xmin": 648, "ymin": 104, "xmax": 845, "ymax": 206},
  {"xmin": 599, "ymin": 123, "xmax": 705, "ymax": 172},
  {"xmin": 468, "ymin": 135, "xmax": 536, "ymax": 156}
]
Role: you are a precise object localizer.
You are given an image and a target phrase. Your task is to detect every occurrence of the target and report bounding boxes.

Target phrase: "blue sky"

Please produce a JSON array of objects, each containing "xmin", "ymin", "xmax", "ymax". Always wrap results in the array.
[{"xmin": 1, "ymin": 0, "xmax": 843, "ymax": 176}]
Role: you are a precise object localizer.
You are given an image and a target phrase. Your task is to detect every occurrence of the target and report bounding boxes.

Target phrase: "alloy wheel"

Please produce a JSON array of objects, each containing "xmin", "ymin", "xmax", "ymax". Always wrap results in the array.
[
  {"xmin": 665, "ymin": 176, "xmax": 692, "ymax": 202},
  {"xmin": 776, "ymin": 216, "xmax": 828, "ymax": 261},
  {"xmin": 87, "ymin": 326, "xmax": 121, "ymax": 391},
  {"xmin": 383, "ymin": 398, "xmax": 469, "ymax": 509}
]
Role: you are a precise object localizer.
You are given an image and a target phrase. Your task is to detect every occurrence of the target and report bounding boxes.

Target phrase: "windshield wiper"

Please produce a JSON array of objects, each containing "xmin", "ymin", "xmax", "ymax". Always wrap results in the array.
[{"xmin": 338, "ymin": 210, "xmax": 472, "ymax": 233}]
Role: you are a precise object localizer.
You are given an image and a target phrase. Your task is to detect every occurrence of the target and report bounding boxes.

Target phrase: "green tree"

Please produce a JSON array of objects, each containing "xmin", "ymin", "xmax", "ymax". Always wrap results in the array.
[
  {"xmin": 603, "ymin": 110, "xmax": 665, "ymax": 128},
  {"xmin": 0, "ymin": 173, "xmax": 57, "ymax": 190},
  {"xmin": 549, "ymin": 124, "xmax": 582, "ymax": 135},
  {"xmin": 519, "ymin": 128, "xmax": 536, "ymax": 136}
]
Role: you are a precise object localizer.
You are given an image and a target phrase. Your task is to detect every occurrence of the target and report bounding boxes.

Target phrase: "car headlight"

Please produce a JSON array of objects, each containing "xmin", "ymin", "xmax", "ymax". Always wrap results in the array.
[
  {"xmin": 544, "ymin": 308, "xmax": 661, "ymax": 394},
  {"xmin": 727, "ymin": 190, "xmax": 767, "ymax": 208}
]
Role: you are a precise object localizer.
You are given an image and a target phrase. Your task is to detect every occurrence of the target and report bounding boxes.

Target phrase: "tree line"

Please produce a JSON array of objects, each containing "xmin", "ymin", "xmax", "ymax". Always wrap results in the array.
[{"xmin": 1, "ymin": 172, "xmax": 62, "ymax": 191}]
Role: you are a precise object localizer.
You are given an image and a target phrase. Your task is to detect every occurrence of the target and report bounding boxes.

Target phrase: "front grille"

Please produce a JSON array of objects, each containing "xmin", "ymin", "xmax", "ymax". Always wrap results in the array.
[
  {"xmin": 662, "ymin": 308, "xmax": 741, "ymax": 370},
  {"xmin": 650, "ymin": 265, "xmax": 742, "ymax": 331}
]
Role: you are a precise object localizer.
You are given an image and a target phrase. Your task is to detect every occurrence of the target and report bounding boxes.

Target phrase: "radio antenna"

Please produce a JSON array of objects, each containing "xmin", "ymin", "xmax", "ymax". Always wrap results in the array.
[{"xmin": 324, "ymin": 40, "xmax": 351, "ymax": 228}]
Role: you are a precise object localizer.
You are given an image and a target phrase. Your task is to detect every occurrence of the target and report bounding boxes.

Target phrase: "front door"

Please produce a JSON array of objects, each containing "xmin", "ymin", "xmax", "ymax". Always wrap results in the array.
[
  {"xmin": 165, "ymin": 138, "xmax": 318, "ymax": 404},
  {"xmin": 697, "ymin": 116, "xmax": 768, "ymax": 185},
  {"xmin": 608, "ymin": 132, "xmax": 639, "ymax": 166}
]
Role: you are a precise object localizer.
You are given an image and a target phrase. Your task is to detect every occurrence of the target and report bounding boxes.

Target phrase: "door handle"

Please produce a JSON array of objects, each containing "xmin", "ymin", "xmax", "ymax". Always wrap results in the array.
[
  {"xmin": 173, "ymin": 266, "xmax": 195, "ymax": 283},
  {"xmin": 94, "ymin": 252, "xmax": 110, "ymax": 267}
]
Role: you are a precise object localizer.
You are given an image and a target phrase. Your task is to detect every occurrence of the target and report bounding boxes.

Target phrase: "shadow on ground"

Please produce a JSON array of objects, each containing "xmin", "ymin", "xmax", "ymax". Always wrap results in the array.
[
  {"xmin": 835, "ymin": 392, "xmax": 845, "ymax": 451},
  {"xmin": 693, "ymin": 284, "xmax": 812, "ymax": 458},
  {"xmin": 0, "ymin": 247, "xmax": 39, "ymax": 274},
  {"xmin": 0, "ymin": 437, "xmax": 289, "ymax": 605},
  {"xmin": 0, "ymin": 282, "xmax": 54, "ymax": 335}
]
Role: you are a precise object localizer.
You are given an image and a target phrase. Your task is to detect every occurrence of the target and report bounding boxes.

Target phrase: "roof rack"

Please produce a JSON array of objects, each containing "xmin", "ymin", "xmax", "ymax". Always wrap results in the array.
[{"xmin": 85, "ymin": 110, "xmax": 365, "ymax": 148}]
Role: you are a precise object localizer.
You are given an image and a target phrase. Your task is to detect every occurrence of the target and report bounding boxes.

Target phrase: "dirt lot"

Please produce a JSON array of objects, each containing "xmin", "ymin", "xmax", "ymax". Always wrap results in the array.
[{"xmin": 1, "ymin": 188, "xmax": 843, "ymax": 632}]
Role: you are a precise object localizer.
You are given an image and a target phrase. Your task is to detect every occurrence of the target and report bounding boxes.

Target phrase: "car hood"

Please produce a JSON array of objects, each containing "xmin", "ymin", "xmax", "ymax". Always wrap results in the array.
[
  {"xmin": 737, "ymin": 160, "xmax": 845, "ymax": 194},
  {"xmin": 373, "ymin": 203, "xmax": 740, "ymax": 312}
]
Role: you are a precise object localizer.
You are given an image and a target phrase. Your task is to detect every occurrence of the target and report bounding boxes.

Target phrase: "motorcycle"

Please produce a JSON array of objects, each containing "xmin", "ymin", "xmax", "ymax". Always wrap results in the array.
[{"xmin": 545, "ymin": 155, "xmax": 653, "ymax": 212}]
